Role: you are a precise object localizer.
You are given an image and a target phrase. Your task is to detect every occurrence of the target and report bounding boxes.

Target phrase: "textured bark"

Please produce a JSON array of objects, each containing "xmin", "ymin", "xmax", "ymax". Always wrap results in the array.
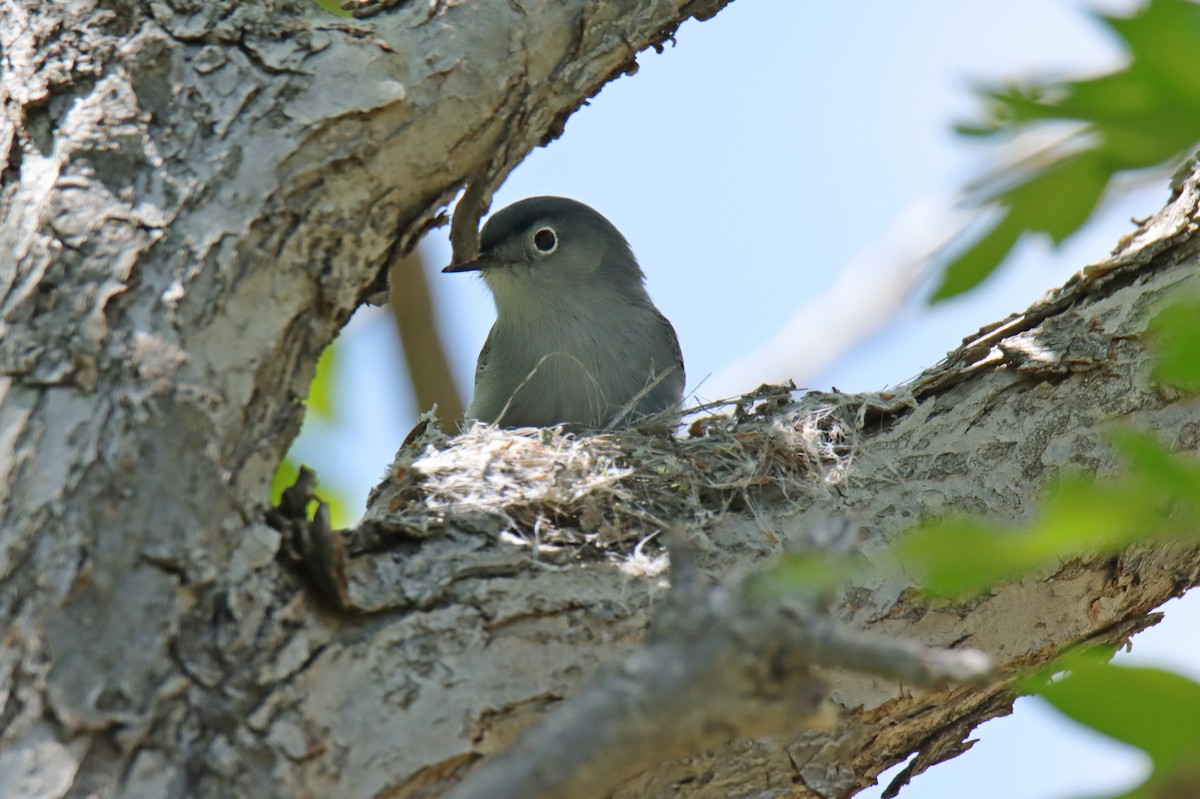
[
  {"xmin": 1, "ymin": 1, "xmax": 1198, "ymax": 799},
  {"xmin": 343, "ymin": 169, "xmax": 1200, "ymax": 798},
  {"xmin": 0, "ymin": 1, "xmax": 733, "ymax": 796}
]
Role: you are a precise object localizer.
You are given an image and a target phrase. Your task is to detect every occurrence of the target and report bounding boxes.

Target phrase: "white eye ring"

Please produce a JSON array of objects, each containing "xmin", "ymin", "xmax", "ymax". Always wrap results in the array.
[{"xmin": 532, "ymin": 226, "xmax": 558, "ymax": 255}]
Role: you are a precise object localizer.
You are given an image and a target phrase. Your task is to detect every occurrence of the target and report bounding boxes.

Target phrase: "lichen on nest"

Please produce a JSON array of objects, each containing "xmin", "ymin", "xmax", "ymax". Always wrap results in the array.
[{"xmin": 360, "ymin": 384, "xmax": 894, "ymax": 559}]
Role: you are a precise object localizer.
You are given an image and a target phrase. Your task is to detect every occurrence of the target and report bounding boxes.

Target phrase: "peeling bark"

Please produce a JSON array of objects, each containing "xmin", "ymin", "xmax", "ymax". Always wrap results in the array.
[
  {"xmin": 0, "ymin": 0, "xmax": 736, "ymax": 795},
  {"xmin": 340, "ymin": 171, "xmax": 1200, "ymax": 797},
  {"xmin": 1, "ymin": 1, "xmax": 1198, "ymax": 798}
]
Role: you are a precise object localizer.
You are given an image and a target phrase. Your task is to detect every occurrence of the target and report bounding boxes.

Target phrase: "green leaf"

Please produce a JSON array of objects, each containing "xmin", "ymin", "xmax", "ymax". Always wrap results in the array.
[
  {"xmin": 1055, "ymin": 71, "xmax": 1160, "ymax": 124},
  {"xmin": 1101, "ymin": 0, "xmax": 1200, "ymax": 107},
  {"xmin": 270, "ymin": 458, "xmax": 302, "ymax": 507},
  {"xmin": 934, "ymin": 150, "xmax": 1112, "ymax": 301},
  {"xmin": 1028, "ymin": 477, "xmax": 1147, "ymax": 552},
  {"xmin": 743, "ymin": 552, "xmax": 863, "ymax": 606},
  {"xmin": 306, "ymin": 345, "xmax": 338, "ymax": 422},
  {"xmin": 1109, "ymin": 427, "xmax": 1200, "ymax": 517},
  {"xmin": 937, "ymin": 0, "xmax": 1200, "ymax": 301},
  {"xmin": 1148, "ymin": 298, "xmax": 1200, "ymax": 393},
  {"xmin": 1028, "ymin": 651, "xmax": 1200, "ymax": 771},
  {"xmin": 895, "ymin": 516, "xmax": 1048, "ymax": 596},
  {"xmin": 931, "ymin": 211, "xmax": 1022, "ymax": 300},
  {"xmin": 1004, "ymin": 150, "xmax": 1110, "ymax": 242},
  {"xmin": 895, "ymin": 429, "xmax": 1200, "ymax": 596},
  {"xmin": 314, "ymin": 0, "xmax": 352, "ymax": 17}
]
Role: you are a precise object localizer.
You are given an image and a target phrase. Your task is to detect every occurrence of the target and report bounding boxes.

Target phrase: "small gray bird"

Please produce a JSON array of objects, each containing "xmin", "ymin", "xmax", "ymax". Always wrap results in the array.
[{"xmin": 443, "ymin": 196, "xmax": 685, "ymax": 430}]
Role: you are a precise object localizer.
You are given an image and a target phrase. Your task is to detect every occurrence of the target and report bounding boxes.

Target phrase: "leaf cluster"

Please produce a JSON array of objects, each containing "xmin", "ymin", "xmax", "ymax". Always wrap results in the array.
[{"xmin": 936, "ymin": 0, "xmax": 1200, "ymax": 299}]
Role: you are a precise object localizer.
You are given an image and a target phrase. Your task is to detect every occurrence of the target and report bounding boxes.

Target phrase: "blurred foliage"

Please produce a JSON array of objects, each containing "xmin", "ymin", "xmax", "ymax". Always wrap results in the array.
[
  {"xmin": 269, "ymin": 458, "xmax": 353, "ymax": 529},
  {"xmin": 896, "ymin": 428, "xmax": 1200, "ymax": 597},
  {"xmin": 886, "ymin": 303, "xmax": 1200, "ymax": 799},
  {"xmin": 1023, "ymin": 650, "xmax": 1200, "ymax": 799},
  {"xmin": 936, "ymin": 0, "xmax": 1200, "ymax": 299},
  {"xmin": 743, "ymin": 551, "xmax": 862, "ymax": 607},
  {"xmin": 1148, "ymin": 296, "xmax": 1200, "ymax": 392},
  {"xmin": 313, "ymin": 0, "xmax": 352, "ymax": 17},
  {"xmin": 919, "ymin": 0, "xmax": 1200, "ymax": 778},
  {"xmin": 758, "ymin": 293, "xmax": 1200, "ymax": 798},
  {"xmin": 271, "ymin": 343, "xmax": 354, "ymax": 529},
  {"xmin": 306, "ymin": 344, "xmax": 339, "ymax": 422}
]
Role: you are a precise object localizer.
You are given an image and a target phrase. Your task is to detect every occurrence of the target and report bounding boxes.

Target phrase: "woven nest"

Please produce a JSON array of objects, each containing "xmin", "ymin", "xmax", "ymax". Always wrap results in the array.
[{"xmin": 360, "ymin": 384, "xmax": 895, "ymax": 566}]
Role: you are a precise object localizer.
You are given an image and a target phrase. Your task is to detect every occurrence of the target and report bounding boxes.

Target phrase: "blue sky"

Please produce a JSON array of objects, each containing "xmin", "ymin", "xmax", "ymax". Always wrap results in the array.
[{"xmin": 291, "ymin": 1, "xmax": 1200, "ymax": 796}]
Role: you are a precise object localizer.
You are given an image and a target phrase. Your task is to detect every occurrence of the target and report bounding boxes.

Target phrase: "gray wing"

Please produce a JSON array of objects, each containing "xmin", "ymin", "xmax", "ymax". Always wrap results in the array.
[
  {"xmin": 656, "ymin": 309, "xmax": 685, "ymax": 385},
  {"xmin": 466, "ymin": 324, "xmax": 503, "ymax": 423},
  {"xmin": 641, "ymin": 308, "xmax": 686, "ymax": 415},
  {"xmin": 474, "ymin": 325, "xmax": 495, "ymax": 389}
]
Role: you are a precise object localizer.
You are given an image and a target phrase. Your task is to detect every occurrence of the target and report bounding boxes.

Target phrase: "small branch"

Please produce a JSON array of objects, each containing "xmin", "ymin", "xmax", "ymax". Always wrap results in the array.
[
  {"xmin": 448, "ymin": 177, "xmax": 495, "ymax": 267},
  {"xmin": 265, "ymin": 466, "xmax": 351, "ymax": 610},
  {"xmin": 444, "ymin": 536, "xmax": 992, "ymax": 799},
  {"xmin": 784, "ymin": 607, "xmax": 993, "ymax": 688},
  {"xmin": 389, "ymin": 246, "xmax": 466, "ymax": 420}
]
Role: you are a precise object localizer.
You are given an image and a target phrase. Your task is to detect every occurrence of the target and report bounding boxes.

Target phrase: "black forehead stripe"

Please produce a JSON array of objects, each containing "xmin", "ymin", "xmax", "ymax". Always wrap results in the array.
[
  {"xmin": 480, "ymin": 204, "xmax": 557, "ymax": 250},
  {"xmin": 479, "ymin": 197, "xmax": 626, "ymax": 252}
]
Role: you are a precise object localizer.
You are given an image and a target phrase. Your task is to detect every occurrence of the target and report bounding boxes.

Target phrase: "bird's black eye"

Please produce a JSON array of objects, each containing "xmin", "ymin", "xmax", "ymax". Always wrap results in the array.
[{"xmin": 533, "ymin": 227, "xmax": 557, "ymax": 254}]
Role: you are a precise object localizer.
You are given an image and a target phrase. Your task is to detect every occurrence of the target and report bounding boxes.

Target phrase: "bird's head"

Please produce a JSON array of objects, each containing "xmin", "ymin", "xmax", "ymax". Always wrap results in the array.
[{"xmin": 443, "ymin": 196, "xmax": 648, "ymax": 313}]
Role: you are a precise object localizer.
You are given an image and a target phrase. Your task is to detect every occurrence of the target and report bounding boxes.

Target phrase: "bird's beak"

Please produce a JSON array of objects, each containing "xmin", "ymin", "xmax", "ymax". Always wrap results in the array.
[{"xmin": 442, "ymin": 258, "xmax": 487, "ymax": 273}]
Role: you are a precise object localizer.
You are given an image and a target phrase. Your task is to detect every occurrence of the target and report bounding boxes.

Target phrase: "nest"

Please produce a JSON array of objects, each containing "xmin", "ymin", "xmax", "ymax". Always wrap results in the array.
[{"xmin": 360, "ymin": 384, "xmax": 894, "ymax": 565}]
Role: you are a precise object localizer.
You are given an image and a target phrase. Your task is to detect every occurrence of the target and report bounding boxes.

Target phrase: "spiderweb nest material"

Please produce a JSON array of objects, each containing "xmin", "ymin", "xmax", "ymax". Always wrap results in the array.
[{"xmin": 359, "ymin": 384, "xmax": 898, "ymax": 565}]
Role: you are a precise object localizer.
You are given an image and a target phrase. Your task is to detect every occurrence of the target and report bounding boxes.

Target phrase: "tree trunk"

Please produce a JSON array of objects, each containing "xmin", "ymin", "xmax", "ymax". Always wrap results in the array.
[{"xmin": 0, "ymin": 2, "xmax": 1196, "ymax": 798}]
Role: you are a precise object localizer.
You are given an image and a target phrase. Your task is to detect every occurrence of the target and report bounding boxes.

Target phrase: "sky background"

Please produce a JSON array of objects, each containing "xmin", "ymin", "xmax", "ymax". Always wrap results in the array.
[{"xmin": 291, "ymin": 1, "xmax": 1200, "ymax": 795}]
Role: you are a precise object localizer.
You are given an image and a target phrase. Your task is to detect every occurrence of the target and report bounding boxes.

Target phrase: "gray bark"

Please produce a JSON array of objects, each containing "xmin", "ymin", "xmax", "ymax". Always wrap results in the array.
[
  {"xmin": 0, "ymin": 0, "xmax": 731, "ymax": 796},
  {"xmin": 0, "ymin": 1, "xmax": 1197, "ymax": 798},
  {"xmin": 343, "ymin": 172, "xmax": 1200, "ymax": 797}
]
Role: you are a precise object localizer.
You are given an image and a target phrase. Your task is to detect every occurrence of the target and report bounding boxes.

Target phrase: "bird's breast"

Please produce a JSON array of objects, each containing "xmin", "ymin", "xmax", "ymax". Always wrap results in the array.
[{"xmin": 475, "ymin": 302, "xmax": 681, "ymax": 429}]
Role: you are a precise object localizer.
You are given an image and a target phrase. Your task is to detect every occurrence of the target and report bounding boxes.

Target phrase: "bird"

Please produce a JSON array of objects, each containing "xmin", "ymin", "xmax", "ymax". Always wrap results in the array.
[{"xmin": 442, "ymin": 196, "xmax": 685, "ymax": 430}]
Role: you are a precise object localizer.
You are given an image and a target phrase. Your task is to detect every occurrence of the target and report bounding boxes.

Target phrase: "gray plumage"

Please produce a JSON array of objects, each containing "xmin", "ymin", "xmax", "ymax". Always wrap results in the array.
[{"xmin": 443, "ymin": 196, "xmax": 685, "ymax": 430}]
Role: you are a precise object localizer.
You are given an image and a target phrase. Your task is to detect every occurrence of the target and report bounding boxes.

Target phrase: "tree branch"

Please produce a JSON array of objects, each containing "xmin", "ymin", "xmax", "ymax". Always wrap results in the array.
[
  {"xmin": 6, "ymin": 1, "xmax": 1200, "ymax": 796},
  {"xmin": 0, "ymin": 2, "xmax": 745, "ymax": 796},
  {"xmin": 306, "ymin": 162, "xmax": 1200, "ymax": 798},
  {"xmin": 388, "ymin": 247, "xmax": 466, "ymax": 420},
  {"xmin": 441, "ymin": 533, "xmax": 990, "ymax": 799}
]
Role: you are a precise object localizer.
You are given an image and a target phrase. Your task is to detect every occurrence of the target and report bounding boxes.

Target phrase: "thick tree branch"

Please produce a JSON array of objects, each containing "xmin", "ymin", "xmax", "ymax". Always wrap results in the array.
[
  {"xmin": 5, "ymin": 0, "xmax": 1200, "ymax": 797},
  {"xmin": 0, "ymin": 1, "xmax": 741, "ymax": 796},
  {"xmin": 306, "ymin": 163, "xmax": 1200, "ymax": 798}
]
